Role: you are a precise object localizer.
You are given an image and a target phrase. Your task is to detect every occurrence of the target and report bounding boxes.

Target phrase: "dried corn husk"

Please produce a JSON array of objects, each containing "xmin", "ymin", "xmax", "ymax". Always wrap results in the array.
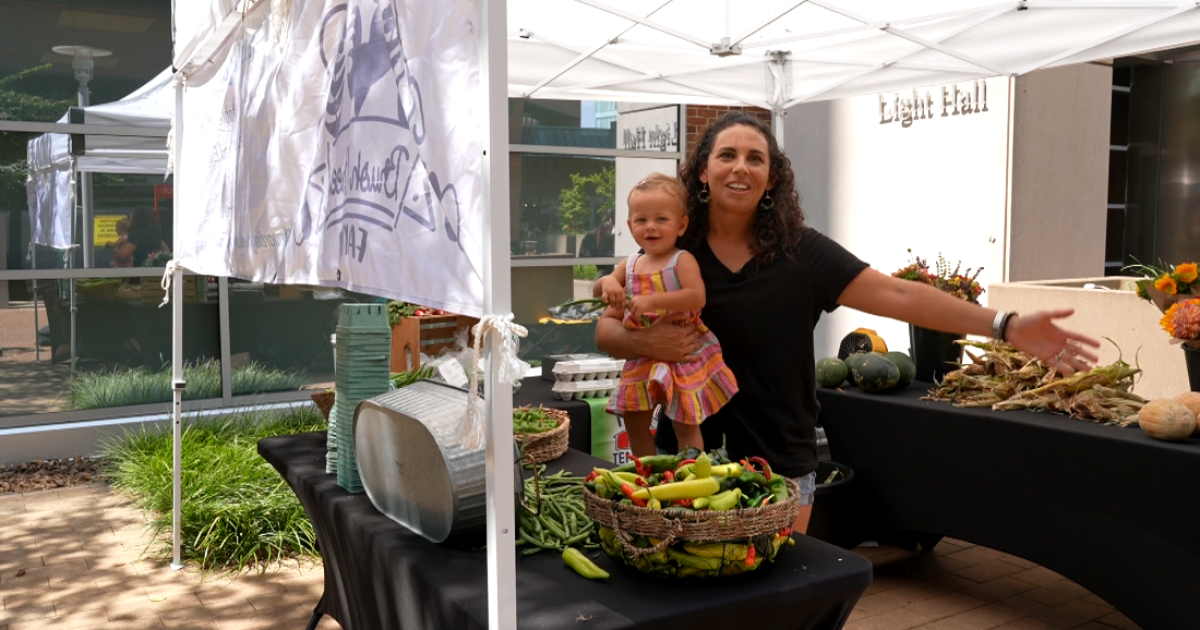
[{"xmin": 924, "ymin": 340, "xmax": 1145, "ymax": 426}]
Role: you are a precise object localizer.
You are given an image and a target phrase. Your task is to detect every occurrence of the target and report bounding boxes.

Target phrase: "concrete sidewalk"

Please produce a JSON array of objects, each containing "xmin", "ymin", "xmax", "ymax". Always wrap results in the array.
[
  {"xmin": 0, "ymin": 484, "xmax": 338, "ymax": 630},
  {"xmin": 1, "ymin": 483, "xmax": 1140, "ymax": 630}
]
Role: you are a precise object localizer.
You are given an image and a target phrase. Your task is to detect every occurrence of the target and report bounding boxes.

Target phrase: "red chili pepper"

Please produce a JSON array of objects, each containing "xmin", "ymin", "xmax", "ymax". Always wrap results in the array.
[
  {"xmin": 663, "ymin": 470, "xmax": 675, "ymax": 483},
  {"xmin": 745, "ymin": 544, "xmax": 756, "ymax": 567},
  {"xmin": 674, "ymin": 498, "xmax": 693, "ymax": 508},
  {"xmin": 759, "ymin": 495, "xmax": 771, "ymax": 507},
  {"xmin": 584, "ymin": 471, "xmax": 600, "ymax": 483},
  {"xmin": 630, "ymin": 454, "xmax": 649, "ymax": 478},
  {"xmin": 620, "ymin": 483, "xmax": 647, "ymax": 507},
  {"xmin": 676, "ymin": 458, "xmax": 696, "ymax": 469},
  {"xmin": 741, "ymin": 458, "xmax": 755, "ymax": 473},
  {"xmin": 749, "ymin": 456, "xmax": 772, "ymax": 480},
  {"xmin": 633, "ymin": 476, "xmax": 649, "ymax": 487},
  {"xmin": 779, "ymin": 526, "xmax": 792, "ymax": 537}
]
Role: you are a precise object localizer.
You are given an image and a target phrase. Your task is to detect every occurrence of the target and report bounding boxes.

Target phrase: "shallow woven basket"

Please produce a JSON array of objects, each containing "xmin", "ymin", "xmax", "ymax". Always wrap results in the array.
[
  {"xmin": 514, "ymin": 406, "xmax": 570, "ymax": 465},
  {"xmin": 310, "ymin": 390, "xmax": 335, "ymax": 421},
  {"xmin": 584, "ymin": 477, "xmax": 800, "ymax": 545}
]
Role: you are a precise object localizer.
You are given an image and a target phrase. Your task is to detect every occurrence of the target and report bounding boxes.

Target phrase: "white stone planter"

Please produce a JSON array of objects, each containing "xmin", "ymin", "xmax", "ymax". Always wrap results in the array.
[{"xmin": 988, "ymin": 276, "xmax": 1187, "ymax": 401}]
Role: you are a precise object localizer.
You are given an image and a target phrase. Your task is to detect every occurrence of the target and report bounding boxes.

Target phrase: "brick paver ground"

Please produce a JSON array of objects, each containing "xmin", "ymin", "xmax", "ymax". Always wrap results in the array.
[{"xmin": 1, "ymin": 483, "xmax": 1141, "ymax": 630}]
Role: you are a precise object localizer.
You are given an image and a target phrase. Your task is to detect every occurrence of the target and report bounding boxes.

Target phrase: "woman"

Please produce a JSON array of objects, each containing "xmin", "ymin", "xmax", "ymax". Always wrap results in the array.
[
  {"xmin": 124, "ymin": 206, "xmax": 168, "ymax": 268},
  {"xmin": 595, "ymin": 112, "xmax": 1100, "ymax": 533}
]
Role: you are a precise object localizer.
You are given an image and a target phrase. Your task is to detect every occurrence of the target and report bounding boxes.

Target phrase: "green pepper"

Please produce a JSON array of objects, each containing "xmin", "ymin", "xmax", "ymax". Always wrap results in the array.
[
  {"xmin": 562, "ymin": 547, "xmax": 609, "ymax": 579},
  {"xmin": 738, "ymin": 470, "xmax": 769, "ymax": 487},
  {"xmin": 706, "ymin": 488, "xmax": 742, "ymax": 511},
  {"xmin": 768, "ymin": 476, "xmax": 789, "ymax": 503},
  {"xmin": 612, "ymin": 454, "xmax": 681, "ymax": 474}
]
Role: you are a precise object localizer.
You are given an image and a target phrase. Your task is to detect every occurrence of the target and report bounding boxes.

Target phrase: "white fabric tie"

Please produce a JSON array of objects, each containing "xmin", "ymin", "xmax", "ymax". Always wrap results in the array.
[
  {"xmin": 459, "ymin": 314, "xmax": 529, "ymax": 450},
  {"xmin": 158, "ymin": 260, "xmax": 185, "ymax": 309}
]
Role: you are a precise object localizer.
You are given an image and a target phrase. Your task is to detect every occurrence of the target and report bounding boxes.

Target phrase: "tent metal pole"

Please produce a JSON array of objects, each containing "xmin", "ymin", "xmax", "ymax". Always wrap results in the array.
[
  {"xmin": 482, "ymin": 0, "xmax": 517, "ymax": 627},
  {"xmin": 68, "ymin": 245, "xmax": 76, "ymax": 376},
  {"xmin": 30, "ymin": 243, "xmax": 40, "ymax": 363},
  {"xmin": 81, "ymin": 174, "xmax": 94, "ymax": 269},
  {"xmin": 170, "ymin": 75, "xmax": 186, "ymax": 572}
]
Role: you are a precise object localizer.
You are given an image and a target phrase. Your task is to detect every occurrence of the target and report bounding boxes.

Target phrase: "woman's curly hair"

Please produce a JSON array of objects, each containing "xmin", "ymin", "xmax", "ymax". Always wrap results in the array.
[{"xmin": 678, "ymin": 112, "xmax": 807, "ymax": 264}]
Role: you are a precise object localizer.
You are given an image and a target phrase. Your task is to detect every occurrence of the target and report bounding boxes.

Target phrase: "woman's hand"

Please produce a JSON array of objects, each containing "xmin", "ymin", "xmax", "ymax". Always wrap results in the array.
[
  {"xmin": 599, "ymin": 276, "xmax": 626, "ymax": 311},
  {"xmin": 1005, "ymin": 309, "xmax": 1101, "ymax": 374},
  {"xmin": 595, "ymin": 311, "xmax": 700, "ymax": 362}
]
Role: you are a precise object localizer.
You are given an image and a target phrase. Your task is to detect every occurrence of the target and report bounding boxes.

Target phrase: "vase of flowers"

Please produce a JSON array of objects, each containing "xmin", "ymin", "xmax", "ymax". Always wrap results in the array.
[
  {"xmin": 1127, "ymin": 260, "xmax": 1200, "ymax": 391},
  {"xmin": 893, "ymin": 251, "xmax": 984, "ymax": 383},
  {"xmin": 1161, "ymin": 297, "xmax": 1200, "ymax": 391}
]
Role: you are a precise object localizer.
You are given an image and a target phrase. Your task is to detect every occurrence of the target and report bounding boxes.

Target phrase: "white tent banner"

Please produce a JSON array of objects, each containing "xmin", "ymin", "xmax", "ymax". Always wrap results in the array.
[
  {"xmin": 176, "ymin": 0, "xmax": 484, "ymax": 316},
  {"xmin": 26, "ymin": 133, "xmax": 73, "ymax": 250}
]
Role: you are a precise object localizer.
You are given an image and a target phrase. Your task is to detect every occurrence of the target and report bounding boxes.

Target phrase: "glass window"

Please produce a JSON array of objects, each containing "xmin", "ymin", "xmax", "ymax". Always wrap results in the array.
[
  {"xmin": 511, "ymin": 99, "xmax": 618, "ymax": 148},
  {"xmin": 513, "ymin": 153, "xmax": 615, "ymax": 258}
]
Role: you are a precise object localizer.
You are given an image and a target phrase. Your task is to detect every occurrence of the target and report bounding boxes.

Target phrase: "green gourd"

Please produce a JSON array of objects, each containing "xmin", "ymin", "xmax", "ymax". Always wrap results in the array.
[
  {"xmin": 851, "ymin": 354, "xmax": 900, "ymax": 393},
  {"xmin": 816, "ymin": 357, "xmax": 849, "ymax": 388}
]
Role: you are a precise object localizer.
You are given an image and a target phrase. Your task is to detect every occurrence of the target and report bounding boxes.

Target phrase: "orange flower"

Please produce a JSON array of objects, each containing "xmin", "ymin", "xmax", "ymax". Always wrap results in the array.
[
  {"xmin": 1174, "ymin": 262, "xmax": 1198, "ymax": 284},
  {"xmin": 1161, "ymin": 302, "xmax": 1181, "ymax": 336},
  {"xmin": 1171, "ymin": 299, "xmax": 1200, "ymax": 340},
  {"xmin": 1155, "ymin": 274, "xmax": 1178, "ymax": 294}
]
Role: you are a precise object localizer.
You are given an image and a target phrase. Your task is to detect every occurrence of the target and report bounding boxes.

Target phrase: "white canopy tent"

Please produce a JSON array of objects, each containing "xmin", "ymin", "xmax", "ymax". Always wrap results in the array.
[
  {"xmin": 169, "ymin": 1, "xmax": 1200, "ymax": 628},
  {"xmin": 26, "ymin": 67, "xmax": 174, "ymax": 255},
  {"xmin": 24, "ymin": 68, "xmax": 174, "ymax": 368}
]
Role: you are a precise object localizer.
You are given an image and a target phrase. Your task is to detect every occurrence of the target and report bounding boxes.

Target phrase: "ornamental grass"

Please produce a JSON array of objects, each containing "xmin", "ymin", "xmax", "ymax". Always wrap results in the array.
[
  {"xmin": 68, "ymin": 358, "xmax": 307, "ymax": 410},
  {"xmin": 101, "ymin": 406, "xmax": 327, "ymax": 572}
]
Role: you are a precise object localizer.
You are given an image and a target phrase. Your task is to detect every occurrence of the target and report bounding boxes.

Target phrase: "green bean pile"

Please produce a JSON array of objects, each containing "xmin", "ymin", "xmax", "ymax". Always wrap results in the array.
[
  {"xmin": 513, "ymin": 406, "xmax": 557, "ymax": 434},
  {"xmin": 390, "ymin": 365, "xmax": 435, "ymax": 389},
  {"xmin": 517, "ymin": 467, "xmax": 599, "ymax": 556}
]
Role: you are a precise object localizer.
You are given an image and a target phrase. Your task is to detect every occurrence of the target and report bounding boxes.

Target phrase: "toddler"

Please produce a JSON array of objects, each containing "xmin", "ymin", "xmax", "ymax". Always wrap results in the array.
[{"xmin": 598, "ymin": 173, "xmax": 737, "ymax": 456}]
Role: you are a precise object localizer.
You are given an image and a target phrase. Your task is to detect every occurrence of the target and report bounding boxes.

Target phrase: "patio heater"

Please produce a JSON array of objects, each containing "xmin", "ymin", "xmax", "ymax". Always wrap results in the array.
[{"xmin": 53, "ymin": 45, "xmax": 111, "ymax": 376}]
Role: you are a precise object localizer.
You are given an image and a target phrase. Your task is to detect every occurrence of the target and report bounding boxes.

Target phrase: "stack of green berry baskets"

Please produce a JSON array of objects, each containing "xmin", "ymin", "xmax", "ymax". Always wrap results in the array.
[
  {"xmin": 582, "ymin": 452, "xmax": 800, "ymax": 578},
  {"xmin": 513, "ymin": 405, "xmax": 571, "ymax": 465}
]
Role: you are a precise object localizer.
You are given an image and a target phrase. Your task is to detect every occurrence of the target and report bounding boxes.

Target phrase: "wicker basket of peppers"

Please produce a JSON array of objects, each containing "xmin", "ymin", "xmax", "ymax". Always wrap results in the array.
[{"xmin": 582, "ymin": 446, "xmax": 798, "ymax": 578}]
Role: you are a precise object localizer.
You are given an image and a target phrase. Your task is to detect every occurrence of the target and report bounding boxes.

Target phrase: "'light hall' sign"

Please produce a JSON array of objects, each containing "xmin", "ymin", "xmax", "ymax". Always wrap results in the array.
[{"xmin": 878, "ymin": 80, "xmax": 989, "ymax": 127}]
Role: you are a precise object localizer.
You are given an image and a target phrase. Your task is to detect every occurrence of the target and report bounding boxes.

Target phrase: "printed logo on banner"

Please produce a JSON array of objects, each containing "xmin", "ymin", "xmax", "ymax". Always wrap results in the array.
[
  {"xmin": 609, "ymin": 416, "xmax": 657, "ymax": 466},
  {"xmin": 298, "ymin": 0, "xmax": 469, "ymax": 268}
]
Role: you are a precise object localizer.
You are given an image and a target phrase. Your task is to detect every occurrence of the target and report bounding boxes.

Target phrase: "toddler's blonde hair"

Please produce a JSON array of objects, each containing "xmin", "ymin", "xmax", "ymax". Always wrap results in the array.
[{"xmin": 628, "ymin": 172, "xmax": 688, "ymax": 214}]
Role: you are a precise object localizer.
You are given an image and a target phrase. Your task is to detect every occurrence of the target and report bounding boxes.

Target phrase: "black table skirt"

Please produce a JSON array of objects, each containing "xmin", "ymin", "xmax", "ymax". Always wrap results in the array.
[
  {"xmin": 259, "ymin": 432, "xmax": 872, "ymax": 630},
  {"xmin": 816, "ymin": 385, "xmax": 1200, "ymax": 630}
]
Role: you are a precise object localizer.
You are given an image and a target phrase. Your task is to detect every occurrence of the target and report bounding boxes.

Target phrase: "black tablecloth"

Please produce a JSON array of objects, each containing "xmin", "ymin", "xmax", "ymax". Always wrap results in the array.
[
  {"xmin": 816, "ymin": 386, "xmax": 1200, "ymax": 630},
  {"xmin": 513, "ymin": 377, "xmax": 592, "ymax": 453},
  {"xmin": 259, "ymin": 432, "xmax": 872, "ymax": 630}
]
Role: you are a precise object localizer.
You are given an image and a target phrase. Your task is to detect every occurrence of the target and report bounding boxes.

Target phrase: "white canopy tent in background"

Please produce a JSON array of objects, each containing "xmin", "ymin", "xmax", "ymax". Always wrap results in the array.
[
  {"xmin": 25, "ymin": 67, "xmax": 174, "ymax": 257},
  {"xmin": 169, "ymin": 1, "xmax": 1200, "ymax": 628},
  {"xmin": 24, "ymin": 68, "xmax": 174, "ymax": 368}
]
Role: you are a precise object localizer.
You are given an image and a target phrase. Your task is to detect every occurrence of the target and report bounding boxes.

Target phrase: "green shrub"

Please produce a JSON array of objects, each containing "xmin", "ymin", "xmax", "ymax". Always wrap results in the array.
[
  {"xmin": 573, "ymin": 265, "xmax": 598, "ymax": 280},
  {"xmin": 68, "ymin": 359, "xmax": 306, "ymax": 410},
  {"xmin": 101, "ymin": 406, "xmax": 327, "ymax": 572}
]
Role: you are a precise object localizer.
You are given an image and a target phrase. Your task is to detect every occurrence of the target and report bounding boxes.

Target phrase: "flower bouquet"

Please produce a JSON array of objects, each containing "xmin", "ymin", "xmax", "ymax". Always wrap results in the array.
[
  {"xmin": 1126, "ymin": 260, "xmax": 1200, "ymax": 314},
  {"xmin": 1160, "ymin": 298, "xmax": 1200, "ymax": 350},
  {"xmin": 891, "ymin": 250, "xmax": 984, "ymax": 304}
]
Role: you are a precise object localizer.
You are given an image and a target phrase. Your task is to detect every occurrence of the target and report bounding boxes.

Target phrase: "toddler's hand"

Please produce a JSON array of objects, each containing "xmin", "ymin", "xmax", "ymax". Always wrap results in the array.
[
  {"xmin": 600, "ymin": 277, "xmax": 626, "ymax": 311},
  {"xmin": 628, "ymin": 296, "xmax": 653, "ymax": 321}
]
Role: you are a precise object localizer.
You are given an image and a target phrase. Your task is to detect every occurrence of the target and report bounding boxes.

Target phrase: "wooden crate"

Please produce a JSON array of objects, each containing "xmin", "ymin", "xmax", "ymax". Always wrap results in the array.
[
  {"xmin": 140, "ymin": 276, "xmax": 198, "ymax": 303},
  {"xmin": 390, "ymin": 314, "xmax": 479, "ymax": 373}
]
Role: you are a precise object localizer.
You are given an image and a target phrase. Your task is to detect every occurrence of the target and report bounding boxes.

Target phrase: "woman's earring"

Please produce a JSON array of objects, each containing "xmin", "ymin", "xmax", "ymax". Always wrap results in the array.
[
  {"xmin": 698, "ymin": 183, "xmax": 710, "ymax": 204},
  {"xmin": 759, "ymin": 191, "xmax": 774, "ymax": 210}
]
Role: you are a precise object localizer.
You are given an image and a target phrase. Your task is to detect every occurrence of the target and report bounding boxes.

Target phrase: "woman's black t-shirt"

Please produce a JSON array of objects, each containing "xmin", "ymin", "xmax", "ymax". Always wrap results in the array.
[
  {"xmin": 128, "ymin": 226, "xmax": 162, "ymax": 268},
  {"xmin": 653, "ymin": 228, "xmax": 868, "ymax": 478}
]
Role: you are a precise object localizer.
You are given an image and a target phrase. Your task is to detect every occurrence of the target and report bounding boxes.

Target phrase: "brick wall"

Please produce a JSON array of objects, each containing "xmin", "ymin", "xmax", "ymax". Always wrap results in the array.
[{"xmin": 685, "ymin": 105, "xmax": 772, "ymax": 153}]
